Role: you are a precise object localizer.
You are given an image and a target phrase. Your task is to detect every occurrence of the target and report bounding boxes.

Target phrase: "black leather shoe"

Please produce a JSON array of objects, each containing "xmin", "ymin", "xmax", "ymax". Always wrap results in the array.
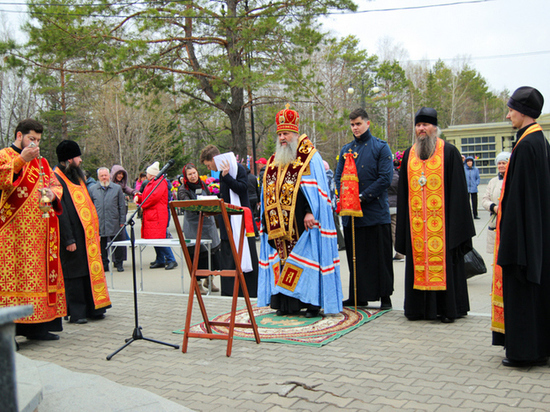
[
  {"xmin": 276, "ymin": 310, "xmax": 287, "ymax": 316},
  {"xmin": 440, "ymin": 316, "xmax": 455, "ymax": 323},
  {"xmin": 70, "ymin": 318, "xmax": 88, "ymax": 324},
  {"xmin": 116, "ymin": 265, "xmax": 124, "ymax": 272},
  {"xmin": 305, "ymin": 310, "xmax": 320, "ymax": 318},
  {"xmin": 150, "ymin": 262, "xmax": 165, "ymax": 269},
  {"xmin": 165, "ymin": 261, "xmax": 178, "ymax": 270},
  {"xmin": 343, "ymin": 299, "xmax": 368, "ymax": 307},
  {"xmin": 27, "ymin": 332, "xmax": 60, "ymax": 341},
  {"xmin": 502, "ymin": 357, "xmax": 548, "ymax": 367},
  {"xmin": 380, "ymin": 297, "xmax": 392, "ymax": 310}
]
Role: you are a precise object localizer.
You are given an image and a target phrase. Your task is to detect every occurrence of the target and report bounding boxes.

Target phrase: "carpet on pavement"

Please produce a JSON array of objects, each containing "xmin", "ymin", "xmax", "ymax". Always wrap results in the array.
[{"xmin": 174, "ymin": 305, "xmax": 390, "ymax": 347}]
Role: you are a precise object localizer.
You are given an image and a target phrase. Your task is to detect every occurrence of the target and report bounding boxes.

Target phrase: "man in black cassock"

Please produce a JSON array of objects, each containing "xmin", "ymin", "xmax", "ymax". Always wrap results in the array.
[
  {"xmin": 495, "ymin": 86, "xmax": 550, "ymax": 367},
  {"xmin": 200, "ymin": 144, "xmax": 258, "ymax": 298},
  {"xmin": 396, "ymin": 108, "xmax": 475, "ymax": 323},
  {"xmin": 55, "ymin": 141, "xmax": 111, "ymax": 324}
]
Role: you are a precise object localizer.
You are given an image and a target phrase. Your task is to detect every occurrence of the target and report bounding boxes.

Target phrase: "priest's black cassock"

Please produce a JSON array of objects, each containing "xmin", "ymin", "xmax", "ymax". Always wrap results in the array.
[
  {"xmin": 395, "ymin": 141, "xmax": 475, "ymax": 320},
  {"xmin": 495, "ymin": 124, "xmax": 550, "ymax": 361}
]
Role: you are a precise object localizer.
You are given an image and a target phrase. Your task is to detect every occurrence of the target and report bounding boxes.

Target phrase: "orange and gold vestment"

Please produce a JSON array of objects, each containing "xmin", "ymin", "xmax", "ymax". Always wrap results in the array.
[
  {"xmin": 0, "ymin": 146, "xmax": 67, "ymax": 323},
  {"xmin": 56, "ymin": 171, "xmax": 111, "ymax": 310},
  {"xmin": 408, "ymin": 138, "xmax": 447, "ymax": 291}
]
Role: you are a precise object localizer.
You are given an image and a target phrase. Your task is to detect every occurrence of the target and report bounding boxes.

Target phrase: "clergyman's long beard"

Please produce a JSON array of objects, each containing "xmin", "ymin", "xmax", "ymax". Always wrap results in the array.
[
  {"xmin": 273, "ymin": 138, "xmax": 298, "ymax": 166},
  {"xmin": 63, "ymin": 162, "xmax": 86, "ymax": 185},
  {"xmin": 416, "ymin": 135, "xmax": 437, "ymax": 160}
]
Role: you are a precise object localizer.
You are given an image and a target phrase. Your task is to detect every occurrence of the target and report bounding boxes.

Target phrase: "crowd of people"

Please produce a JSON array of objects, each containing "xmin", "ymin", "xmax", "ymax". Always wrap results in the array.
[{"xmin": 2, "ymin": 85, "xmax": 549, "ymax": 368}]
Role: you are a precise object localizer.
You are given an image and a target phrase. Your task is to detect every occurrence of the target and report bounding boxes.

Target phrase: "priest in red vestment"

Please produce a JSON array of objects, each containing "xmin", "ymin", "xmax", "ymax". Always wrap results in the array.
[{"xmin": 0, "ymin": 119, "xmax": 66, "ymax": 341}]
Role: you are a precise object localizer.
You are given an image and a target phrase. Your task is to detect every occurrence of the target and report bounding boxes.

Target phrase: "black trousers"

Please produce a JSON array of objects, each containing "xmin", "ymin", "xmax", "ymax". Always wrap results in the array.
[{"xmin": 470, "ymin": 193, "xmax": 478, "ymax": 218}]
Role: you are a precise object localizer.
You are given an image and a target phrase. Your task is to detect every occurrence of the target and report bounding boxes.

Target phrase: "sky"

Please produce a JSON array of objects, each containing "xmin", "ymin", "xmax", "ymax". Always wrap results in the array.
[
  {"xmin": 1, "ymin": 0, "xmax": 549, "ymax": 115},
  {"xmin": 321, "ymin": 0, "xmax": 550, "ymax": 115}
]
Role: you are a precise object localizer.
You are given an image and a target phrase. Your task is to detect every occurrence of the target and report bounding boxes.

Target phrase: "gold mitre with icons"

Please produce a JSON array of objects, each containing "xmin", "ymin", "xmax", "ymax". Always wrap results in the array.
[{"xmin": 276, "ymin": 104, "xmax": 300, "ymax": 133}]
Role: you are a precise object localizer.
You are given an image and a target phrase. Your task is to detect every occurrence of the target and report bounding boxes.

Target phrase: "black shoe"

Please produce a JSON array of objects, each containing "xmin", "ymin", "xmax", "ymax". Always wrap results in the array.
[
  {"xmin": 27, "ymin": 332, "xmax": 60, "ymax": 341},
  {"xmin": 380, "ymin": 297, "xmax": 392, "ymax": 310},
  {"xmin": 91, "ymin": 314, "xmax": 105, "ymax": 320},
  {"xmin": 305, "ymin": 310, "xmax": 320, "ymax": 318},
  {"xmin": 150, "ymin": 262, "xmax": 165, "ymax": 269},
  {"xmin": 343, "ymin": 299, "xmax": 368, "ymax": 307},
  {"xmin": 116, "ymin": 264, "xmax": 124, "ymax": 272},
  {"xmin": 502, "ymin": 357, "xmax": 548, "ymax": 367},
  {"xmin": 440, "ymin": 316, "xmax": 455, "ymax": 323},
  {"xmin": 474, "ymin": 216, "xmax": 480, "ymax": 220},
  {"xmin": 165, "ymin": 261, "xmax": 178, "ymax": 270},
  {"xmin": 70, "ymin": 318, "xmax": 88, "ymax": 324},
  {"xmin": 276, "ymin": 310, "xmax": 287, "ymax": 316}
]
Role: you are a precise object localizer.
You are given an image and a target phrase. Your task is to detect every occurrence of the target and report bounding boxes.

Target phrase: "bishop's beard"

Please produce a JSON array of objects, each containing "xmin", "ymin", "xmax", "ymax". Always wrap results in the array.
[
  {"xmin": 62, "ymin": 162, "xmax": 86, "ymax": 185},
  {"xmin": 273, "ymin": 138, "xmax": 298, "ymax": 166},
  {"xmin": 415, "ymin": 134, "xmax": 437, "ymax": 160}
]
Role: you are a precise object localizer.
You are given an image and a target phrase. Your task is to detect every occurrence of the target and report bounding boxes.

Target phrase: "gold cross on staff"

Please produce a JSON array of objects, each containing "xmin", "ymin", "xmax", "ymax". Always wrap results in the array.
[
  {"xmin": 347, "ymin": 148, "xmax": 358, "ymax": 158},
  {"xmin": 285, "ymin": 103, "xmax": 290, "ymax": 110}
]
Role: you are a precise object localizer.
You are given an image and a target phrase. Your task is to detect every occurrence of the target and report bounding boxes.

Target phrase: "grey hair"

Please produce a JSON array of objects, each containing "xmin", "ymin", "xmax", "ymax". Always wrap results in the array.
[{"xmin": 97, "ymin": 167, "xmax": 110, "ymax": 177}]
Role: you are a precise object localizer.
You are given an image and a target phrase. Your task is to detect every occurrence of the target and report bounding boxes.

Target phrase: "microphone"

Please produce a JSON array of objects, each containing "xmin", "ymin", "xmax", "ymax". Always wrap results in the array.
[{"xmin": 155, "ymin": 159, "xmax": 175, "ymax": 179}]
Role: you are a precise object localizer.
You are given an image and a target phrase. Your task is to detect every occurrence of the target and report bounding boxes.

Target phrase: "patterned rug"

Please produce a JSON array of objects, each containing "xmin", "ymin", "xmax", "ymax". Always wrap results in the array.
[{"xmin": 174, "ymin": 306, "xmax": 390, "ymax": 347}]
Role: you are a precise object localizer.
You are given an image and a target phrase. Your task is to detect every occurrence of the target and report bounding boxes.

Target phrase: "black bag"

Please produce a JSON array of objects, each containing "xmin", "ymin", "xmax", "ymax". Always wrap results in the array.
[{"xmin": 464, "ymin": 248, "xmax": 487, "ymax": 279}]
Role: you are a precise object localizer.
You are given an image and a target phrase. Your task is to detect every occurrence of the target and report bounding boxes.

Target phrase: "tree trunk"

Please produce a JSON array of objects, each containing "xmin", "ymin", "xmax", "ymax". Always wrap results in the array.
[{"xmin": 226, "ymin": 86, "xmax": 247, "ymax": 160}]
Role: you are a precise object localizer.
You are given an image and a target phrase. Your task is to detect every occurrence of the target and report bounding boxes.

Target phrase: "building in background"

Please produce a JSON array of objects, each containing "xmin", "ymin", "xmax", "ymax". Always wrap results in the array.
[{"xmin": 443, "ymin": 114, "xmax": 550, "ymax": 182}]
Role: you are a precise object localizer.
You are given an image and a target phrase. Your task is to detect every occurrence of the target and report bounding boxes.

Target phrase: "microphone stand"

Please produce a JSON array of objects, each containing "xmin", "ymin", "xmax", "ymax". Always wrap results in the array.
[{"xmin": 106, "ymin": 174, "xmax": 179, "ymax": 360}]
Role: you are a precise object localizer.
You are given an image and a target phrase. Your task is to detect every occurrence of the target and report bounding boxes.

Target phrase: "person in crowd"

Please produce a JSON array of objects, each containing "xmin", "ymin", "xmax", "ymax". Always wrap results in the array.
[
  {"xmin": 256, "ymin": 157, "xmax": 267, "ymax": 192},
  {"xmin": 135, "ymin": 161, "xmax": 178, "ymax": 270},
  {"xmin": 177, "ymin": 163, "xmax": 221, "ymax": 294},
  {"xmin": 55, "ymin": 140, "xmax": 111, "ymax": 324},
  {"xmin": 89, "ymin": 167, "xmax": 126, "ymax": 272},
  {"xmin": 324, "ymin": 160, "xmax": 345, "ymax": 251},
  {"xmin": 389, "ymin": 153, "xmax": 404, "ymax": 261},
  {"xmin": 84, "ymin": 170, "xmax": 96, "ymax": 189},
  {"xmin": 110, "ymin": 165, "xmax": 137, "ymax": 269},
  {"xmin": 257, "ymin": 106, "xmax": 342, "ymax": 317},
  {"xmin": 335, "ymin": 108, "xmax": 394, "ymax": 310},
  {"xmin": 464, "ymin": 156, "xmax": 481, "ymax": 219},
  {"xmin": 481, "ymin": 152, "xmax": 510, "ymax": 254},
  {"xmin": 246, "ymin": 166, "xmax": 260, "ymax": 237},
  {"xmin": 396, "ymin": 107, "xmax": 475, "ymax": 323},
  {"xmin": 0, "ymin": 119, "xmax": 66, "ymax": 340},
  {"xmin": 494, "ymin": 86, "xmax": 550, "ymax": 367},
  {"xmin": 134, "ymin": 172, "xmax": 147, "ymax": 192},
  {"xmin": 200, "ymin": 144, "xmax": 258, "ymax": 298}
]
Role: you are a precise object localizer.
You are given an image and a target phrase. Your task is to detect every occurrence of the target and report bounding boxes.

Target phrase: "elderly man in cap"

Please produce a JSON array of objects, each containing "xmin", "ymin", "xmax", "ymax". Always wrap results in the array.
[
  {"xmin": 55, "ymin": 140, "xmax": 111, "ymax": 324},
  {"xmin": 257, "ymin": 105, "xmax": 342, "ymax": 317},
  {"xmin": 493, "ymin": 86, "xmax": 550, "ymax": 367},
  {"xmin": 395, "ymin": 108, "xmax": 475, "ymax": 323}
]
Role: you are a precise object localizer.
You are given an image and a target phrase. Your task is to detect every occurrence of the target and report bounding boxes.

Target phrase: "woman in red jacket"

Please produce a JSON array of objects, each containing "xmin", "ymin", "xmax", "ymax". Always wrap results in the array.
[{"xmin": 136, "ymin": 162, "xmax": 178, "ymax": 270}]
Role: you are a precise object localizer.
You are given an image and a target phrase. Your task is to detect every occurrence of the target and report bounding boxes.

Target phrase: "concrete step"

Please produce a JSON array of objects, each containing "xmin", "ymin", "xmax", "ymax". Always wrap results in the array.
[{"xmin": 15, "ymin": 353, "xmax": 193, "ymax": 412}]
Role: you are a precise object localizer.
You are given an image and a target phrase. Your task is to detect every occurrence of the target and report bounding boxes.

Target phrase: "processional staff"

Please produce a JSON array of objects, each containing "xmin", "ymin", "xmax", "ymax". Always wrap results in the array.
[{"xmin": 338, "ymin": 149, "xmax": 363, "ymax": 313}]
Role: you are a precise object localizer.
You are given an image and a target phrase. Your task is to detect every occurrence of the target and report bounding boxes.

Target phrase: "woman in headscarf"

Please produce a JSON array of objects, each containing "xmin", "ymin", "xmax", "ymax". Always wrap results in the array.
[
  {"xmin": 177, "ymin": 163, "xmax": 221, "ymax": 294},
  {"xmin": 482, "ymin": 151, "xmax": 511, "ymax": 254}
]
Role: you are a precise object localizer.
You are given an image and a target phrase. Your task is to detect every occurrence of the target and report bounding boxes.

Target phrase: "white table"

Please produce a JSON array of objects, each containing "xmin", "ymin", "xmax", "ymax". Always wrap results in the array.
[{"xmin": 109, "ymin": 238, "xmax": 211, "ymax": 293}]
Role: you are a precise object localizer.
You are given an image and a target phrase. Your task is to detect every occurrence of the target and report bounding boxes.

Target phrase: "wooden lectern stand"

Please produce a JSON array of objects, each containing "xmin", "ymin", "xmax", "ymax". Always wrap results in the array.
[{"xmin": 169, "ymin": 199, "xmax": 260, "ymax": 357}]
